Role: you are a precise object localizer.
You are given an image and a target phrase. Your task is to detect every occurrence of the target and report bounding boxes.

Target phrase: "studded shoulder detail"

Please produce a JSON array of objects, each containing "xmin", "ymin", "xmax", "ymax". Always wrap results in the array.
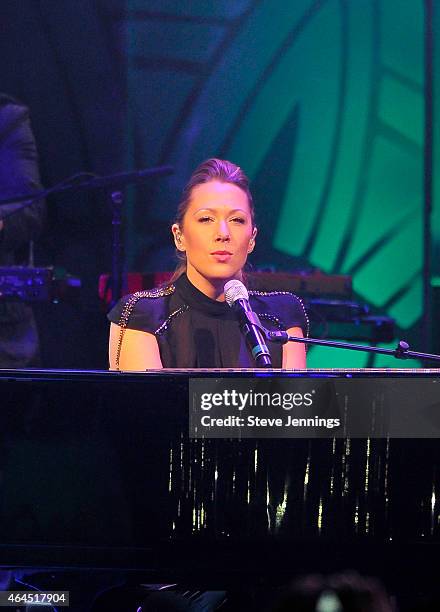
[
  {"xmin": 115, "ymin": 285, "xmax": 175, "ymax": 370},
  {"xmin": 249, "ymin": 290, "xmax": 310, "ymax": 338},
  {"xmin": 154, "ymin": 305, "xmax": 188, "ymax": 336},
  {"xmin": 258, "ymin": 313, "xmax": 284, "ymax": 329},
  {"xmin": 249, "ymin": 290, "xmax": 294, "ymax": 297}
]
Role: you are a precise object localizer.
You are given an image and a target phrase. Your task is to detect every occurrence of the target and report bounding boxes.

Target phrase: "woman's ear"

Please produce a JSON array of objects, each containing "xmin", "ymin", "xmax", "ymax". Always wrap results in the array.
[
  {"xmin": 248, "ymin": 227, "xmax": 257, "ymax": 253},
  {"xmin": 172, "ymin": 224, "xmax": 185, "ymax": 251}
]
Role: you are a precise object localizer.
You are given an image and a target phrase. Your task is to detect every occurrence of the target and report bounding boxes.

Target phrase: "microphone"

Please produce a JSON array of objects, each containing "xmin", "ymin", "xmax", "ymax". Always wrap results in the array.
[{"xmin": 224, "ymin": 280, "xmax": 272, "ymax": 368}]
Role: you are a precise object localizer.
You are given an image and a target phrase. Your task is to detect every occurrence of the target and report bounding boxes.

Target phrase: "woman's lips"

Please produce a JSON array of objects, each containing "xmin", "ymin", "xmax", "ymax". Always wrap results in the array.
[{"xmin": 211, "ymin": 251, "xmax": 232, "ymax": 262}]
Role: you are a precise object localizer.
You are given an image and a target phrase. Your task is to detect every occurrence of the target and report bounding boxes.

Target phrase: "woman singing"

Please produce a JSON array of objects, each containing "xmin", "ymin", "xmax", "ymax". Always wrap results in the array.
[{"xmin": 108, "ymin": 158, "xmax": 308, "ymax": 370}]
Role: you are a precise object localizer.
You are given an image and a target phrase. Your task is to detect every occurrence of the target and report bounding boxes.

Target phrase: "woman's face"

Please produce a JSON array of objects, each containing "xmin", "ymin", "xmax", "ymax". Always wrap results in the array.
[{"xmin": 172, "ymin": 180, "xmax": 256, "ymax": 292}]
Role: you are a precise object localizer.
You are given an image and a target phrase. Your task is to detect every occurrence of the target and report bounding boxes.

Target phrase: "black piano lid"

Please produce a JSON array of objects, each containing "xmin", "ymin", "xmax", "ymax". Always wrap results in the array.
[{"xmin": 0, "ymin": 368, "xmax": 439, "ymax": 575}]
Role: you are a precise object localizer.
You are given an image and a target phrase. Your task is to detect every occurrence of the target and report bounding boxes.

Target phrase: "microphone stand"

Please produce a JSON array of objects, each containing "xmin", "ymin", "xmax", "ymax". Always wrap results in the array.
[
  {"xmin": 226, "ymin": 283, "xmax": 440, "ymax": 367},
  {"xmin": 0, "ymin": 165, "xmax": 174, "ymax": 306},
  {"xmin": 267, "ymin": 330, "xmax": 440, "ymax": 364}
]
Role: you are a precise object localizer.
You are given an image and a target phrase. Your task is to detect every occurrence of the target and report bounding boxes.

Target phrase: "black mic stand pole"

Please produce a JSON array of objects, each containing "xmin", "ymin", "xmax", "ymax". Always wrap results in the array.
[{"xmin": 110, "ymin": 190, "xmax": 123, "ymax": 309}]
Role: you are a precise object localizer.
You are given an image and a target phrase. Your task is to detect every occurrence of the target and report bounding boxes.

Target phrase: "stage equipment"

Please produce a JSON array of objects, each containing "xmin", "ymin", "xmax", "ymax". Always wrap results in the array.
[{"xmin": 0, "ymin": 266, "xmax": 80, "ymax": 302}]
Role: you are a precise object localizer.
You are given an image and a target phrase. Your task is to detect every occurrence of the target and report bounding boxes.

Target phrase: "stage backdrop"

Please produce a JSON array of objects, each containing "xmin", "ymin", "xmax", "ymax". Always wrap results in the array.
[{"xmin": 0, "ymin": 0, "xmax": 437, "ymax": 368}]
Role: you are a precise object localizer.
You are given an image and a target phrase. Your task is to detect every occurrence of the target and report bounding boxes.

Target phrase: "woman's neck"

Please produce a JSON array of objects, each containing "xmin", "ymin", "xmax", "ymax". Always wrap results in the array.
[{"xmin": 186, "ymin": 266, "xmax": 242, "ymax": 301}]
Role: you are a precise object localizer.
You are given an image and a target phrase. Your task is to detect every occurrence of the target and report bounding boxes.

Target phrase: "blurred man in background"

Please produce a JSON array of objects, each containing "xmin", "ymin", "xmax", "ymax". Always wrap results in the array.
[{"xmin": 0, "ymin": 94, "xmax": 45, "ymax": 368}]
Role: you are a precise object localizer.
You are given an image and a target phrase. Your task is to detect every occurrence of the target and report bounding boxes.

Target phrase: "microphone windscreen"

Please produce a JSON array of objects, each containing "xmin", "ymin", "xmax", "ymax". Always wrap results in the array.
[{"xmin": 224, "ymin": 279, "xmax": 249, "ymax": 307}]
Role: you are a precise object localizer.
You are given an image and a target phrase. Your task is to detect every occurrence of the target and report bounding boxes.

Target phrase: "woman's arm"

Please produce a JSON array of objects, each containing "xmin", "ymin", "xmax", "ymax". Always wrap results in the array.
[
  {"xmin": 109, "ymin": 322, "xmax": 163, "ymax": 371},
  {"xmin": 282, "ymin": 326, "xmax": 307, "ymax": 369}
]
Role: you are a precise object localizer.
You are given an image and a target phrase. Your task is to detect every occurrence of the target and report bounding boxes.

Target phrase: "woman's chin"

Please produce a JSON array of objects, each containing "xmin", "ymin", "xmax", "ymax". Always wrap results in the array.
[
  {"xmin": 205, "ymin": 269, "xmax": 243, "ymax": 283},
  {"xmin": 187, "ymin": 263, "xmax": 245, "ymax": 287}
]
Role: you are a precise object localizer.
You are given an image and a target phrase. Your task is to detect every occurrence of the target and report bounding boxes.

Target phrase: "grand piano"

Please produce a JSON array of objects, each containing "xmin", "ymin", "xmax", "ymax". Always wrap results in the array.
[{"xmin": 0, "ymin": 368, "xmax": 439, "ymax": 590}]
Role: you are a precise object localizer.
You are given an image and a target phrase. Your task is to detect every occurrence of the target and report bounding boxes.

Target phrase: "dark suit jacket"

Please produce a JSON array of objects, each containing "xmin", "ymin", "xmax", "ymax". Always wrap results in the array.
[{"xmin": 0, "ymin": 94, "xmax": 45, "ymax": 367}]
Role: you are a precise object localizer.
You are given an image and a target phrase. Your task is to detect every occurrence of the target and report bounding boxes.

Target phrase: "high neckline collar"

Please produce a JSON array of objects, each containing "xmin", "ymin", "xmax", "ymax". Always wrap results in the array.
[{"xmin": 175, "ymin": 274, "xmax": 235, "ymax": 317}]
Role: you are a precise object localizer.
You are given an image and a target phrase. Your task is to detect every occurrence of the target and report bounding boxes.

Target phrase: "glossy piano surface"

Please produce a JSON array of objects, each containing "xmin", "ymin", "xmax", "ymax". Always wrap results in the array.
[{"xmin": 0, "ymin": 368, "xmax": 439, "ymax": 571}]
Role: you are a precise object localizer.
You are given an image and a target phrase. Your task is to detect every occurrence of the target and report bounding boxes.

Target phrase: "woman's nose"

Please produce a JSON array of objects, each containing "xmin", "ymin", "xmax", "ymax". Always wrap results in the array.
[{"xmin": 216, "ymin": 220, "xmax": 230, "ymax": 241}]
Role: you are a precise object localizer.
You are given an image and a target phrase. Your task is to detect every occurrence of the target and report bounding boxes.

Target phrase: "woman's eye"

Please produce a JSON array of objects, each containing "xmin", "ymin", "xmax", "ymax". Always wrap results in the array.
[
  {"xmin": 198, "ymin": 216, "xmax": 213, "ymax": 223},
  {"xmin": 231, "ymin": 217, "xmax": 245, "ymax": 224}
]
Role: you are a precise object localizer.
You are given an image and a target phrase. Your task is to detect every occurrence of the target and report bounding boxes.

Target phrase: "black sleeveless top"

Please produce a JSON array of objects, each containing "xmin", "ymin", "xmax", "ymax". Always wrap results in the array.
[{"xmin": 107, "ymin": 274, "xmax": 309, "ymax": 368}]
